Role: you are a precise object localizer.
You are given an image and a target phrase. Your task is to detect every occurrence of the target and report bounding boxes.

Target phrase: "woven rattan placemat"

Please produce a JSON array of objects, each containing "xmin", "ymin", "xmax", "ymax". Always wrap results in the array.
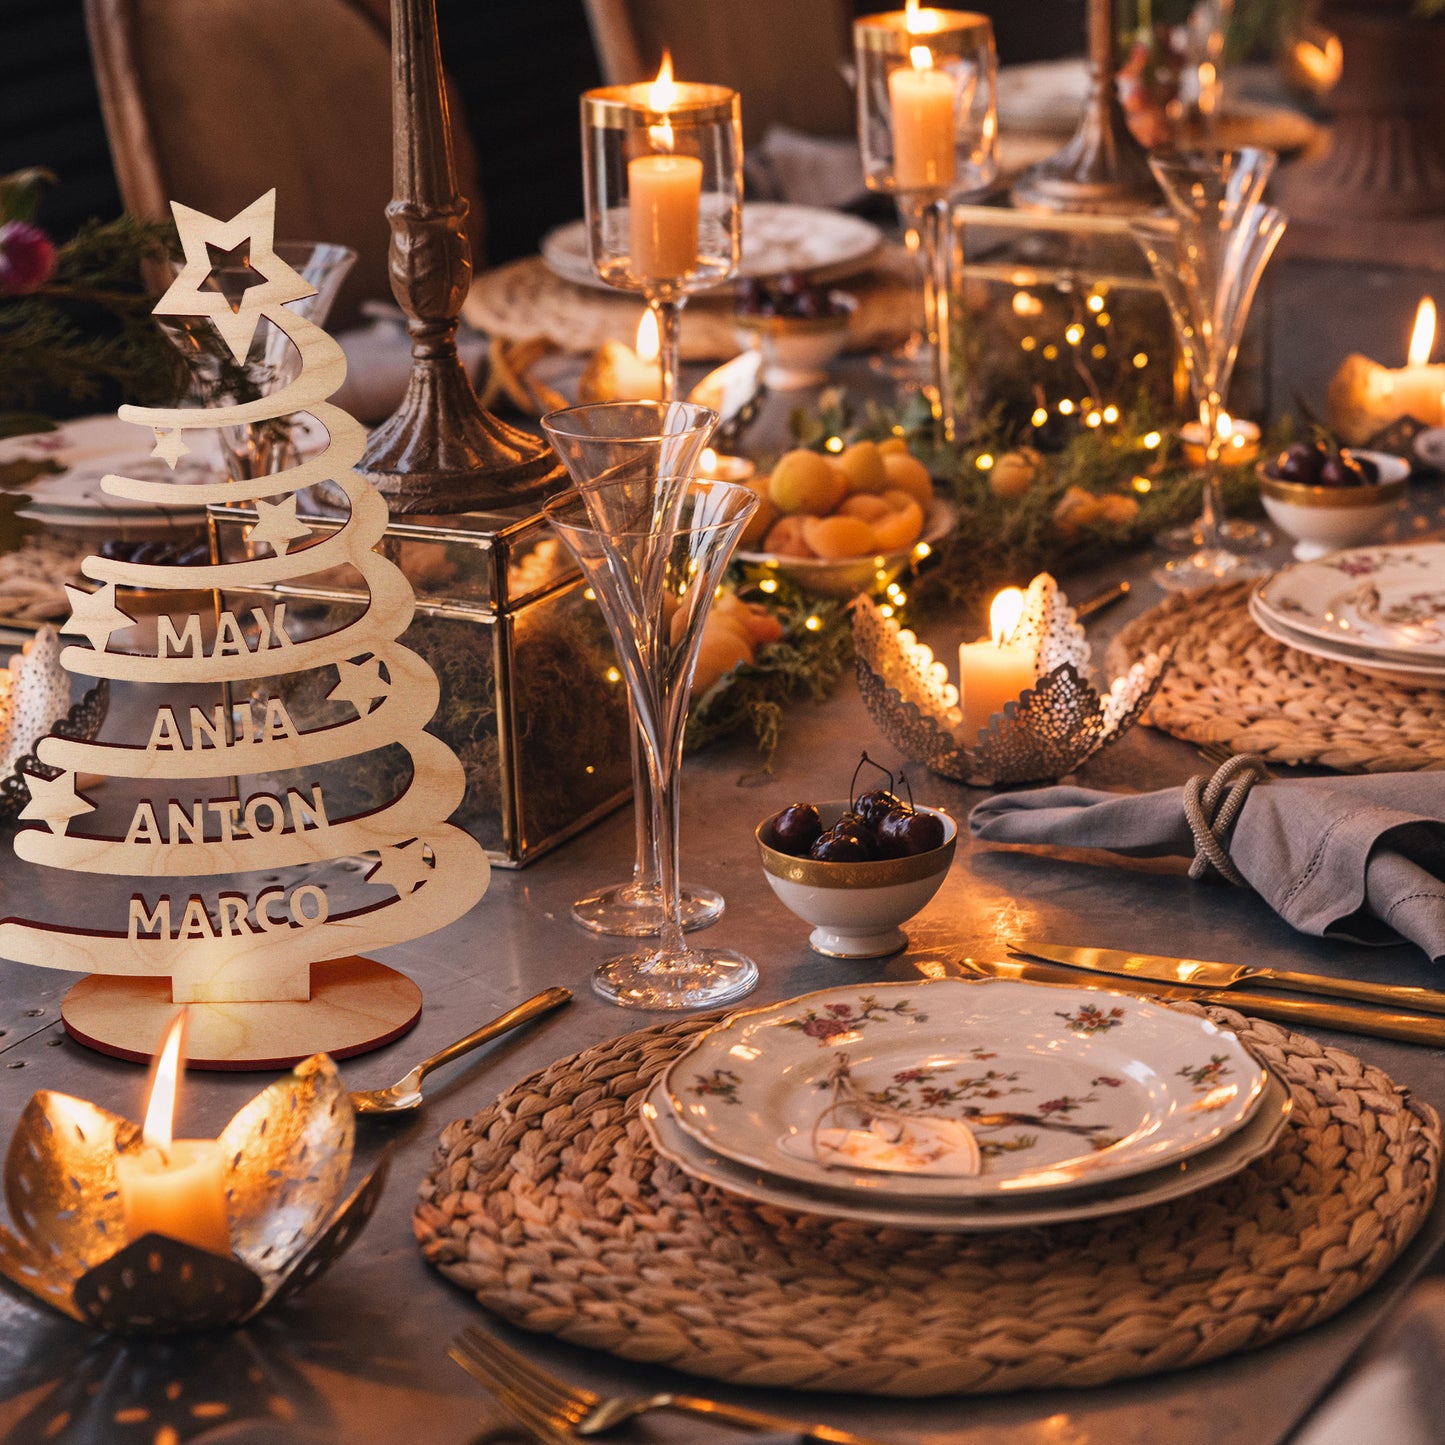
[
  {"xmin": 415, "ymin": 1006, "xmax": 1440, "ymax": 1397},
  {"xmin": 1105, "ymin": 581, "xmax": 1445, "ymax": 772}
]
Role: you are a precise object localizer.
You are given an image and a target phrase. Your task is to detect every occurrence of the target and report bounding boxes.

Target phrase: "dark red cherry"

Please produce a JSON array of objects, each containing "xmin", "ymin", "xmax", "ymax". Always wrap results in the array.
[
  {"xmin": 830, "ymin": 813, "xmax": 880, "ymax": 858},
  {"xmin": 810, "ymin": 828, "xmax": 873, "ymax": 862},
  {"xmin": 878, "ymin": 806, "xmax": 946, "ymax": 857},
  {"xmin": 772, "ymin": 803, "xmax": 823, "ymax": 856},
  {"xmin": 855, "ymin": 788, "xmax": 904, "ymax": 832},
  {"xmin": 1319, "ymin": 452, "xmax": 1366, "ymax": 488},
  {"xmin": 1344, "ymin": 450, "xmax": 1380, "ymax": 484},
  {"xmin": 1275, "ymin": 442, "xmax": 1324, "ymax": 484}
]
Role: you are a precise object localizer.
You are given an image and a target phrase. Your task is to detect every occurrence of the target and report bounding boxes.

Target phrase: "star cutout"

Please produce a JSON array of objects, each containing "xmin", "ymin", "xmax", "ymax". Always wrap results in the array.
[
  {"xmin": 327, "ymin": 656, "xmax": 390, "ymax": 715},
  {"xmin": 366, "ymin": 841, "xmax": 433, "ymax": 895},
  {"xmin": 247, "ymin": 494, "xmax": 312, "ymax": 556},
  {"xmin": 150, "ymin": 428, "xmax": 189, "ymax": 469},
  {"xmin": 203, "ymin": 239, "xmax": 270, "ymax": 312},
  {"xmin": 19, "ymin": 768, "xmax": 95, "ymax": 835},
  {"xmin": 152, "ymin": 191, "xmax": 314, "ymax": 362},
  {"xmin": 61, "ymin": 582, "xmax": 136, "ymax": 653}
]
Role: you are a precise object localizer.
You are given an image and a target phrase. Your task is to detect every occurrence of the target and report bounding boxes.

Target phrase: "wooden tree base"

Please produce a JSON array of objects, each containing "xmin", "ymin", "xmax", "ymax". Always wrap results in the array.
[{"xmin": 60, "ymin": 956, "xmax": 422, "ymax": 1071}]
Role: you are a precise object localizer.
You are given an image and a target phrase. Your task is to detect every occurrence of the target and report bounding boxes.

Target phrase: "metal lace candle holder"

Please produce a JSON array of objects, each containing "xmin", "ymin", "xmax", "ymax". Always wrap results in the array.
[
  {"xmin": 0, "ymin": 1054, "xmax": 384, "ymax": 1334},
  {"xmin": 854, "ymin": 8, "xmax": 998, "ymax": 447},
  {"xmin": 580, "ymin": 68, "xmax": 743, "ymax": 405},
  {"xmin": 854, "ymin": 573, "xmax": 1168, "ymax": 786}
]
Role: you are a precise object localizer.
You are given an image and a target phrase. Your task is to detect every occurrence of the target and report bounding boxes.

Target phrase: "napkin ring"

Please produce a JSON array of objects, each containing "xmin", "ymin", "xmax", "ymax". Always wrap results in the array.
[{"xmin": 1183, "ymin": 754, "xmax": 1269, "ymax": 885}]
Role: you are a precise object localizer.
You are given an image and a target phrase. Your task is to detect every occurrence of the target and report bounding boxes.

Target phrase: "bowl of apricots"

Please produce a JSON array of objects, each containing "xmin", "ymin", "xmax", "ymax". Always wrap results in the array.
[{"xmin": 734, "ymin": 436, "xmax": 955, "ymax": 599}]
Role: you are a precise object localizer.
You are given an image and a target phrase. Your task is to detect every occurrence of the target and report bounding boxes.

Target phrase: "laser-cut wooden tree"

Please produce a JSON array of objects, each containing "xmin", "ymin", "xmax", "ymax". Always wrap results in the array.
[{"xmin": 0, "ymin": 191, "xmax": 491, "ymax": 1067}]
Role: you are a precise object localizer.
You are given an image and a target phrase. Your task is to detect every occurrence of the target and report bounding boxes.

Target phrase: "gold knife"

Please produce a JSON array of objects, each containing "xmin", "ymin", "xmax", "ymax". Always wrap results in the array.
[
  {"xmin": 962, "ymin": 954, "xmax": 1445, "ymax": 1046},
  {"xmin": 1010, "ymin": 940, "xmax": 1445, "ymax": 1017}
]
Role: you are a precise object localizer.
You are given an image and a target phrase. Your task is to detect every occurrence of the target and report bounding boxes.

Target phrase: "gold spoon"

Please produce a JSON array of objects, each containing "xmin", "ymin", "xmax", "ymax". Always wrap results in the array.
[{"xmin": 349, "ymin": 987, "xmax": 571, "ymax": 1116}]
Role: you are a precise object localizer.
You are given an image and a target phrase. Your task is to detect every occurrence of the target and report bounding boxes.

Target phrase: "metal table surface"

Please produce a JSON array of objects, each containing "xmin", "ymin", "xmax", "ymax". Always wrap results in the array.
[{"xmin": 1, "ymin": 530, "xmax": 1444, "ymax": 1445}]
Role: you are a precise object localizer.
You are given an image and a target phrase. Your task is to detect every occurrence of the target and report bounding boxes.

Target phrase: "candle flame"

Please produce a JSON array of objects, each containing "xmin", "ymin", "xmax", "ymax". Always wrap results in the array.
[
  {"xmin": 1216, "ymin": 409, "xmax": 1233, "ymax": 440},
  {"xmin": 910, "ymin": 44, "xmax": 934, "ymax": 71},
  {"xmin": 636, "ymin": 307, "xmax": 660, "ymax": 363},
  {"xmin": 142, "ymin": 1011, "xmax": 187, "ymax": 1156},
  {"xmin": 648, "ymin": 49, "xmax": 677, "ymax": 150},
  {"xmin": 990, "ymin": 587, "xmax": 1025, "ymax": 647},
  {"xmin": 905, "ymin": 0, "xmax": 942, "ymax": 34},
  {"xmin": 700, "ymin": 447, "xmax": 718, "ymax": 472},
  {"xmin": 1409, "ymin": 298, "xmax": 1436, "ymax": 367}
]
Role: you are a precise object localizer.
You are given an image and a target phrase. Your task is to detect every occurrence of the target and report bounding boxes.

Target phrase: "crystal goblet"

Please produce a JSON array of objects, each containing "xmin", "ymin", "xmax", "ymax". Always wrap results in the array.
[
  {"xmin": 1131, "ymin": 149, "xmax": 1285, "ymax": 590},
  {"xmin": 545, "ymin": 479, "xmax": 759, "ymax": 1009},
  {"xmin": 541, "ymin": 400, "xmax": 724, "ymax": 938}
]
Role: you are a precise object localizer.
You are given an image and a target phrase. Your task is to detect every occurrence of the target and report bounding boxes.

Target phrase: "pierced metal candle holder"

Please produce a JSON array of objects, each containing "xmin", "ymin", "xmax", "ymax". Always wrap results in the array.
[
  {"xmin": 0, "ymin": 1054, "xmax": 384, "ymax": 1334},
  {"xmin": 854, "ymin": 574, "xmax": 1168, "ymax": 786}
]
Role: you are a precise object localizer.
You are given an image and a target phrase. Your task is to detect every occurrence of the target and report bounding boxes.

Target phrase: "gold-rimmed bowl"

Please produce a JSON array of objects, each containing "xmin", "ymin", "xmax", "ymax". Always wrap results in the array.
[
  {"xmin": 756, "ymin": 801, "xmax": 956, "ymax": 959},
  {"xmin": 1258, "ymin": 449, "xmax": 1409, "ymax": 561}
]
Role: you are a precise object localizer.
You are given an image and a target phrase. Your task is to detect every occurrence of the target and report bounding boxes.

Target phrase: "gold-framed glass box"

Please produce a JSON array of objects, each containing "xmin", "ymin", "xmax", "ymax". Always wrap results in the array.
[{"xmin": 209, "ymin": 501, "xmax": 632, "ymax": 868}]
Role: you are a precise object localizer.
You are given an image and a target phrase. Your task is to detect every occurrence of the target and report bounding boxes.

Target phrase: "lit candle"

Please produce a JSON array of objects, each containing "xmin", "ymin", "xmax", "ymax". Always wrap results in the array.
[
  {"xmin": 958, "ymin": 587, "xmax": 1035, "ymax": 741},
  {"xmin": 698, "ymin": 447, "xmax": 757, "ymax": 482},
  {"xmin": 1180, "ymin": 412, "xmax": 1261, "ymax": 468},
  {"xmin": 888, "ymin": 42, "xmax": 957, "ymax": 191},
  {"xmin": 115, "ymin": 1013, "xmax": 231, "ymax": 1258},
  {"xmin": 1327, "ymin": 297, "xmax": 1445, "ymax": 444},
  {"xmin": 628, "ymin": 52, "xmax": 703, "ymax": 280}
]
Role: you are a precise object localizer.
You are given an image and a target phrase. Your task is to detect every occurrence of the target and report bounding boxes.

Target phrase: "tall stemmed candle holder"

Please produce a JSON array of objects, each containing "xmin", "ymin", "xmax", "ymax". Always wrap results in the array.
[
  {"xmin": 854, "ymin": 5, "xmax": 998, "ymax": 446},
  {"xmin": 546, "ymin": 479, "xmax": 759, "ymax": 1009},
  {"xmin": 581, "ymin": 56, "xmax": 743, "ymax": 403},
  {"xmin": 541, "ymin": 400, "xmax": 724, "ymax": 938}
]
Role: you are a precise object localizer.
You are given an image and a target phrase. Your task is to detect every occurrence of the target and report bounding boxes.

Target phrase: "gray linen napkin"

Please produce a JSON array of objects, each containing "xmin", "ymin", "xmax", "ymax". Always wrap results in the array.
[{"xmin": 969, "ymin": 772, "xmax": 1445, "ymax": 959}]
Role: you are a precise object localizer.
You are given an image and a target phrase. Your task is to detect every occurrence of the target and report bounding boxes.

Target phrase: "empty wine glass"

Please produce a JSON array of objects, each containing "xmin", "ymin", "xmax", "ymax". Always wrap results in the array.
[
  {"xmin": 541, "ymin": 400, "xmax": 724, "ymax": 938},
  {"xmin": 1131, "ymin": 149, "xmax": 1285, "ymax": 589},
  {"xmin": 545, "ymin": 479, "xmax": 759, "ymax": 1009},
  {"xmin": 163, "ymin": 240, "xmax": 356, "ymax": 478}
]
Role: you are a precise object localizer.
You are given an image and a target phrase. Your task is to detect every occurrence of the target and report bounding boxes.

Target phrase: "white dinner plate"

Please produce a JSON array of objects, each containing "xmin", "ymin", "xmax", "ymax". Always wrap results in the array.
[
  {"xmin": 1254, "ymin": 543, "xmax": 1445, "ymax": 658},
  {"xmin": 540, "ymin": 203, "xmax": 884, "ymax": 293},
  {"xmin": 643, "ymin": 1070, "xmax": 1292, "ymax": 1232},
  {"xmin": 663, "ymin": 978, "xmax": 1267, "ymax": 1201},
  {"xmin": 1248, "ymin": 592, "xmax": 1445, "ymax": 689}
]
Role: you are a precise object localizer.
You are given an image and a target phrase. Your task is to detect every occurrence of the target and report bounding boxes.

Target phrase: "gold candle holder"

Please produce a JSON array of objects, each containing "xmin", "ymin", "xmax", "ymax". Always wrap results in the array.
[
  {"xmin": 581, "ymin": 57, "xmax": 743, "ymax": 403},
  {"xmin": 854, "ymin": 573, "xmax": 1168, "ymax": 786},
  {"xmin": 853, "ymin": 6, "xmax": 998, "ymax": 446},
  {"xmin": 0, "ymin": 1054, "xmax": 383, "ymax": 1334}
]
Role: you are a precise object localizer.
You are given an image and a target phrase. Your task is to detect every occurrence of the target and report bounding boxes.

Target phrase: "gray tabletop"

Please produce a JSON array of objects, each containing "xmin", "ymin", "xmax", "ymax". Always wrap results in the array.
[{"xmin": 1, "ymin": 525, "xmax": 1443, "ymax": 1445}]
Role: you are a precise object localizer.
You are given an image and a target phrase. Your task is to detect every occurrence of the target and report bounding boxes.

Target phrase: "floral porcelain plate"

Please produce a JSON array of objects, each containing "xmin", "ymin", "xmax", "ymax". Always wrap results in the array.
[
  {"xmin": 1248, "ymin": 592, "xmax": 1445, "ymax": 689},
  {"xmin": 1254, "ymin": 543, "xmax": 1445, "ymax": 659},
  {"xmin": 663, "ymin": 979, "xmax": 1267, "ymax": 1200},
  {"xmin": 641, "ymin": 1071, "xmax": 1291, "ymax": 1231}
]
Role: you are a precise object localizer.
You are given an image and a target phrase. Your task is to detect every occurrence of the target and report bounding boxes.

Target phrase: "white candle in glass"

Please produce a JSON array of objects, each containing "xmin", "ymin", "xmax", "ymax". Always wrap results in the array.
[
  {"xmin": 627, "ymin": 53, "xmax": 702, "ymax": 279},
  {"xmin": 888, "ymin": 43, "xmax": 957, "ymax": 191}
]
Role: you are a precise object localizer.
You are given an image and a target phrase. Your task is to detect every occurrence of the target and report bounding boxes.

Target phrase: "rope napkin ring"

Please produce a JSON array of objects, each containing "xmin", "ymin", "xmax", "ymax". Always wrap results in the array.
[{"xmin": 1184, "ymin": 753, "xmax": 1270, "ymax": 885}]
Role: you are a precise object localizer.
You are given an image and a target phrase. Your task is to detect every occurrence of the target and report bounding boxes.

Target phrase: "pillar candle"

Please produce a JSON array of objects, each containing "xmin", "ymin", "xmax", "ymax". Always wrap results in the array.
[
  {"xmin": 628, "ymin": 153, "xmax": 703, "ymax": 280},
  {"xmin": 888, "ymin": 52, "xmax": 957, "ymax": 191},
  {"xmin": 117, "ymin": 1140, "xmax": 232, "ymax": 1257},
  {"xmin": 958, "ymin": 586, "xmax": 1034, "ymax": 740}
]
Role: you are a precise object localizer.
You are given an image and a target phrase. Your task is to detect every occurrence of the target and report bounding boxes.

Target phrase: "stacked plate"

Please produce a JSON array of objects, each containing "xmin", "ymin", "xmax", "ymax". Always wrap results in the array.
[
  {"xmin": 642, "ymin": 978, "xmax": 1291, "ymax": 1232},
  {"xmin": 1252, "ymin": 543, "xmax": 1445, "ymax": 689}
]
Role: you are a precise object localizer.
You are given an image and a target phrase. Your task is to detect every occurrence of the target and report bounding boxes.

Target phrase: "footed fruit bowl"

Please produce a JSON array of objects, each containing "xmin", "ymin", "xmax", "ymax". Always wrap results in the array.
[{"xmin": 756, "ymin": 800, "xmax": 956, "ymax": 959}]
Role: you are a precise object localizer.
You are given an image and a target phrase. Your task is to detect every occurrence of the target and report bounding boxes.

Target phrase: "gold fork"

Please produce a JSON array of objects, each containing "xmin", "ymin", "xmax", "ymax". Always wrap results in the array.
[{"xmin": 450, "ymin": 1327, "xmax": 893, "ymax": 1444}]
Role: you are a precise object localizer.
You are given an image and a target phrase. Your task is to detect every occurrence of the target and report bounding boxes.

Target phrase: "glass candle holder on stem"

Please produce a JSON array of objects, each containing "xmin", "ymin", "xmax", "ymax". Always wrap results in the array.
[
  {"xmin": 545, "ymin": 479, "xmax": 761, "ymax": 1009},
  {"xmin": 541, "ymin": 400, "xmax": 724, "ymax": 938},
  {"xmin": 854, "ymin": 6, "xmax": 997, "ymax": 447},
  {"xmin": 581, "ymin": 57, "xmax": 743, "ymax": 404}
]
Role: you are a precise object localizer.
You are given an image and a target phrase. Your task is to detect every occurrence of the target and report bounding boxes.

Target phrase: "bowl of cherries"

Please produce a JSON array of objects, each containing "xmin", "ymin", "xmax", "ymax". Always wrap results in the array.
[
  {"xmin": 734, "ymin": 274, "xmax": 857, "ymax": 390},
  {"xmin": 756, "ymin": 758, "xmax": 956, "ymax": 959},
  {"xmin": 1258, "ymin": 440, "xmax": 1409, "ymax": 561}
]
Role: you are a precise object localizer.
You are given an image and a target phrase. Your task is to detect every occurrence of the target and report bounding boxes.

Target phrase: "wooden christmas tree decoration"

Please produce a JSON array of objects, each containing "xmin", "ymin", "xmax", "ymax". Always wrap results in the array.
[{"xmin": 3, "ymin": 191, "xmax": 491, "ymax": 1068}]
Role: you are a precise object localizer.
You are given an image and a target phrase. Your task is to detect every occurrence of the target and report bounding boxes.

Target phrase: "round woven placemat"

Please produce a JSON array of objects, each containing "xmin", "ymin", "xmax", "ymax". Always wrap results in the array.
[
  {"xmin": 1105, "ymin": 581, "xmax": 1445, "ymax": 772},
  {"xmin": 415, "ymin": 1005, "xmax": 1440, "ymax": 1397}
]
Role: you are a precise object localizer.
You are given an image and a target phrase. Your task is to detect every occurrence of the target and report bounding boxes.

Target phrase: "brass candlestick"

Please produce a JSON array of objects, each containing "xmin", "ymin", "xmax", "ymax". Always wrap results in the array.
[
  {"xmin": 361, "ymin": 0, "xmax": 566, "ymax": 514},
  {"xmin": 1011, "ymin": 0, "xmax": 1158, "ymax": 214}
]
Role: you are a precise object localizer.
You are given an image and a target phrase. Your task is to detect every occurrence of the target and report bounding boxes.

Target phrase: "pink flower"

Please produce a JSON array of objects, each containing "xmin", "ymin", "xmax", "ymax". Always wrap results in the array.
[
  {"xmin": 0, "ymin": 220, "xmax": 56, "ymax": 294},
  {"xmin": 802, "ymin": 1017, "xmax": 849, "ymax": 1040},
  {"xmin": 826, "ymin": 1003, "xmax": 853, "ymax": 1016}
]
